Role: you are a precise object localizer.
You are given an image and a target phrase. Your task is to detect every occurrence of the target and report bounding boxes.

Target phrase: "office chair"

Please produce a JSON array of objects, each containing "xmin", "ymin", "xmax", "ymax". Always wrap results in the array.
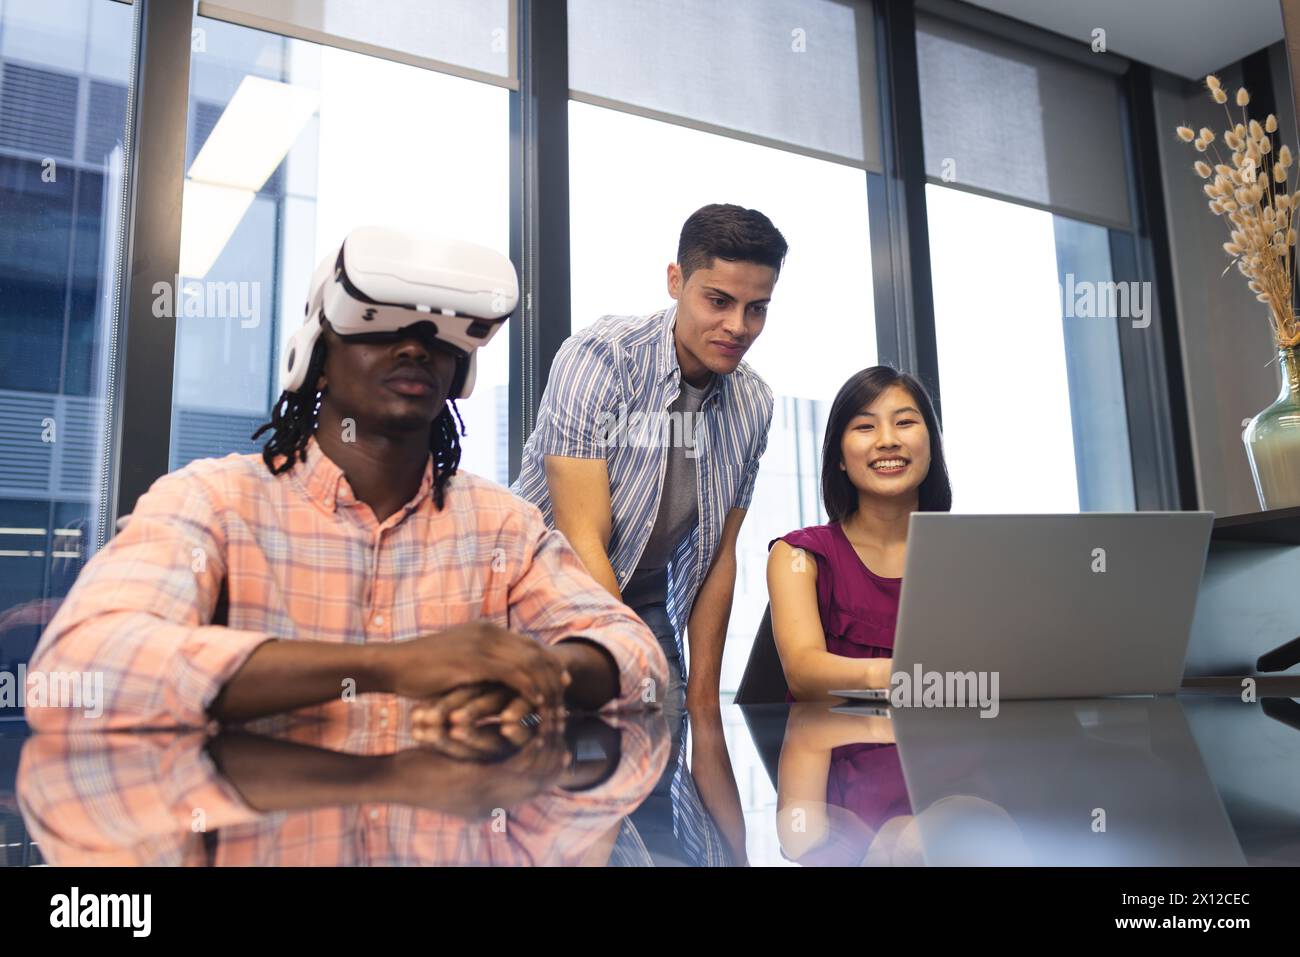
[
  {"xmin": 734, "ymin": 604, "xmax": 790, "ymax": 705},
  {"xmin": 739, "ymin": 702, "xmax": 788, "ymax": 792}
]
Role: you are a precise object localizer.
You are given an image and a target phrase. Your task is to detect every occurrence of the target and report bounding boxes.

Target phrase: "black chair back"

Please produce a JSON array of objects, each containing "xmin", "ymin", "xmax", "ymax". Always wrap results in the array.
[{"xmin": 734, "ymin": 604, "xmax": 790, "ymax": 704}]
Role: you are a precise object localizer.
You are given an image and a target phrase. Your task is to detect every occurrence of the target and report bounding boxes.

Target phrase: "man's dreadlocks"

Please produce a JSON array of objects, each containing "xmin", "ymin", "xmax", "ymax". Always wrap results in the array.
[{"xmin": 251, "ymin": 340, "xmax": 465, "ymax": 509}]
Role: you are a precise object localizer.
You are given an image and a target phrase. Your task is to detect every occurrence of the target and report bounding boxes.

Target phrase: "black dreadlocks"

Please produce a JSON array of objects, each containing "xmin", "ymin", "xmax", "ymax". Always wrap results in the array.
[{"xmin": 251, "ymin": 339, "xmax": 465, "ymax": 509}]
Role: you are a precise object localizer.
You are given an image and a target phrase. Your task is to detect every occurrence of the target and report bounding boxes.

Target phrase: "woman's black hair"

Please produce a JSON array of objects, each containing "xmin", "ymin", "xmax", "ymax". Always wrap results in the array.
[
  {"xmin": 251, "ymin": 337, "xmax": 464, "ymax": 509},
  {"xmin": 820, "ymin": 366, "xmax": 952, "ymax": 522}
]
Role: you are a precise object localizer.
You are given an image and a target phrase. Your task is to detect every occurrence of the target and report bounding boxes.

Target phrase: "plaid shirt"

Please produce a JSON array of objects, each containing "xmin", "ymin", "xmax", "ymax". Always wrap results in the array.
[
  {"xmin": 26, "ymin": 438, "xmax": 667, "ymax": 732},
  {"xmin": 512, "ymin": 306, "xmax": 773, "ymax": 641},
  {"xmin": 17, "ymin": 701, "xmax": 670, "ymax": 865}
]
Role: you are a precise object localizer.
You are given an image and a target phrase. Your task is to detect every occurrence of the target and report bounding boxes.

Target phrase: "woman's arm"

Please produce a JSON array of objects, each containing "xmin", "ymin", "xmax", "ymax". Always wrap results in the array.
[
  {"xmin": 767, "ymin": 540, "xmax": 892, "ymax": 700},
  {"xmin": 776, "ymin": 704, "xmax": 897, "ymax": 860}
]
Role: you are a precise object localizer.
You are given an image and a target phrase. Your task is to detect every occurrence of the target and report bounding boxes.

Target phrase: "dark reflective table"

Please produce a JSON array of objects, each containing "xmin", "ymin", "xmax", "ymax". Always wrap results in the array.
[{"xmin": 3, "ymin": 691, "xmax": 1300, "ymax": 866}]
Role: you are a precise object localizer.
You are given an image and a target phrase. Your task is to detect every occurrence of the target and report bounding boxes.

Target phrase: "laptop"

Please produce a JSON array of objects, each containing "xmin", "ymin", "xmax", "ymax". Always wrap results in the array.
[{"xmin": 837, "ymin": 512, "xmax": 1214, "ymax": 702}]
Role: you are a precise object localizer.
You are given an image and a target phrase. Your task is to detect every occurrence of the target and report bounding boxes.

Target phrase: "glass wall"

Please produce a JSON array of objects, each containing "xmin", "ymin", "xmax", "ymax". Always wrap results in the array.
[
  {"xmin": 926, "ymin": 186, "xmax": 1135, "ymax": 512},
  {"xmin": 917, "ymin": 10, "xmax": 1138, "ymax": 513},
  {"xmin": 0, "ymin": 0, "xmax": 134, "ymax": 697},
  {"xmin": 567, "ymin": 0, "xmax": 882, "ymax": 691},
  {"xmin": 0, "ymin": 0, "xmax": 1166, "ymax": 698}
]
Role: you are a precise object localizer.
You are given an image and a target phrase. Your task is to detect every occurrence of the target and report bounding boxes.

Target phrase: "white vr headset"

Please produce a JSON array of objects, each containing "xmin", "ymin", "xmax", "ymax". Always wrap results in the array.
[{"xmin": 281, "ymin": 225, "xmax": 519, "ymax": 399}]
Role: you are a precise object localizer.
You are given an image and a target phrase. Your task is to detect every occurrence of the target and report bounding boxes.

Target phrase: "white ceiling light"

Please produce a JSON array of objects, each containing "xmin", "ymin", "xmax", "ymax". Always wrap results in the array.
[
  {"xmin": 180, "ymin": 75, "xmax": 319, "ymax": 277},
  {"xmin": 178, "ymin": 180, "xmax": 256, "ymax": 279},
  {"xmin": 188, "ymin": 75, "xmax": 320, "ymax": 190}
]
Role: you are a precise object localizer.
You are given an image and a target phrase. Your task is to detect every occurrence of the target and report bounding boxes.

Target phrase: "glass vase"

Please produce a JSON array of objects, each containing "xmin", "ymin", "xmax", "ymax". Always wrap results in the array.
[{"xmin": 1244, "ymin": 345, "xmax": 1300, "ymax": 510}]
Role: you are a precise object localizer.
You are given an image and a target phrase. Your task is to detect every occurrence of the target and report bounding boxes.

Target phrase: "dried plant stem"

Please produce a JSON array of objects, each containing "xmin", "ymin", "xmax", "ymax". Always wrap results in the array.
[{"xmin": 1183, "ymin": 79, "xmax": 1300, "ymax": 348}]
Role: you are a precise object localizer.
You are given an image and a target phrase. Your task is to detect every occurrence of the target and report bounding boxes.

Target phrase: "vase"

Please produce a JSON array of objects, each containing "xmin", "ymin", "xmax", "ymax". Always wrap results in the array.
[{"xmin": 1244, "ymin": 345, "xmax": 1300, "ymax": 509}]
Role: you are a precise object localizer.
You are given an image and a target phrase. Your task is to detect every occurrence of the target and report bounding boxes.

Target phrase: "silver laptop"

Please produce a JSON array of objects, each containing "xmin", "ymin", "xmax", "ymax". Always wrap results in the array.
[{"xmin": 842, "ymin": 512, "xmax": 1213, "ymax": 702}]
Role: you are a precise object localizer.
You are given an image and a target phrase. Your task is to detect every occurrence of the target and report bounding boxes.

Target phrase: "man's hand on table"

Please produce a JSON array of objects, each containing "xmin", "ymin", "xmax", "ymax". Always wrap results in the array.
[
  {"xmin": 379, "ymin": 622, "xmax": 572, "ymax": 721},
  {"xmin": 385, "ymin": 627, "xmax": 621, "ymax": 734},
  {"xmin": 212, "ymin": 623, "xmax": 618, "ymax": 725}
]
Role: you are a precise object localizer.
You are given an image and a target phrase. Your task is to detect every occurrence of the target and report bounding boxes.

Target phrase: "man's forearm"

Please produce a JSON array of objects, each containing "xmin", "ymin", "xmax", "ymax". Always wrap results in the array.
[
  {"xmin": 685, "ymin": 551, "xmax": 737, "ymax": 704},
  {"xmin": 688, "ymin": 701, "xmax": 749, "ymax": 863},
  {"xmin": 562, "ymin": 532, "xmax": 623, "ymax": 601},
  {"xmin": 207, "ymin": 732, "xmax": 398, "ymax": 811},
  {"xmin": 209, "ymin": 640, "xmax": 391, "ymax": 723}
]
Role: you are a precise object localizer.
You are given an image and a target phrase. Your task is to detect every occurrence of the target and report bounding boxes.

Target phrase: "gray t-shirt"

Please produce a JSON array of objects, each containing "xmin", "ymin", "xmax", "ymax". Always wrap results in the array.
[{"xmin": 621, "ymin": 377, "xmax": 712, "ymax": 610}]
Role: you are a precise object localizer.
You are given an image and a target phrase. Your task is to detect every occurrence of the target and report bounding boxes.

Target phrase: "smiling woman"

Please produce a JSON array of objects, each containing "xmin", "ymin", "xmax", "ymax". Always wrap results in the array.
[
  {"xmin": 767, "ymin": 367, "xmax": 951, "ymax": 701},
  {"xmin": 820, "ymin": 369, "xmax": 952, "ymax": 521}
]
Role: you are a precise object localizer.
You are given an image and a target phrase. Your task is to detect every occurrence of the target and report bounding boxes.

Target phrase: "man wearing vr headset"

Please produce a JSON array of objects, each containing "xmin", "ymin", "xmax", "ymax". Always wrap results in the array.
[{"xmin": 28, "ymin": 227, "xmax": 667, "ymax": 734}]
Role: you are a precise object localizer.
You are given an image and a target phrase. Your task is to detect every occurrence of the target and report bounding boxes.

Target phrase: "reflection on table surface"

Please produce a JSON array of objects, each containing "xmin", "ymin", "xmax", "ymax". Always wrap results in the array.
[{"xmin": 4, "ymin": 693, "xmax": 1300, "ymax": 866}]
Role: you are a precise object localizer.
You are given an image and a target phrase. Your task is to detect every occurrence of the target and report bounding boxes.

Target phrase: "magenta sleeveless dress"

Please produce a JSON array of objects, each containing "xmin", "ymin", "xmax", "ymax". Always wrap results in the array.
[
  {"xmin": 771, "ymin": 522, "xmax": 901, "ymax": 665},
  {"xmin": 795, "ymin": 742, "xmax": 913, "ymax": 865}
]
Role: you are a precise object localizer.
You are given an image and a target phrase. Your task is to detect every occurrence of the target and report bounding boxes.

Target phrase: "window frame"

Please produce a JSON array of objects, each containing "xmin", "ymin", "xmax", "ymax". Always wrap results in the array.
[{"xmin": 104, "ymin": 0, "xmax": 1195, "ymax": 518}]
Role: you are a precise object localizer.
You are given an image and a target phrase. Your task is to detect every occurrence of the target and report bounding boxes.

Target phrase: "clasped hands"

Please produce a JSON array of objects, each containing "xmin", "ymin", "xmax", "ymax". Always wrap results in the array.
[{"xmin": 389, "ymin": 621, "xmax": 607, "ymax": 761}]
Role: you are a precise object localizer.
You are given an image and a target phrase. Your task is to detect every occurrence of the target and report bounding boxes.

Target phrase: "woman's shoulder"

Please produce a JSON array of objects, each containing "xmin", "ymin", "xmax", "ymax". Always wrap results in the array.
[{"xmin": 769, "ymin": 522, "xmax": 843, "ymax": 557}]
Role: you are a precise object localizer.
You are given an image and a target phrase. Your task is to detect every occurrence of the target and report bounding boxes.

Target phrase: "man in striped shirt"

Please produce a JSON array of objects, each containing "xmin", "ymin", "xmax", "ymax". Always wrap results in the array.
[{"xmin": 513, "ymin": 204, "xmax": 783, "ymax": 710}]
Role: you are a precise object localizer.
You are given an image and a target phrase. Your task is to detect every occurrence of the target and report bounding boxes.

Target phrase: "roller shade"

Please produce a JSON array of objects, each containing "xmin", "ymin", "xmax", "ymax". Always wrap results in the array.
[
  {"xmin": 197, "ymin": 0, "xmax": 514, "ymax": 88},
  {"xmin": 568, "ymin": 0, "xmax": 881, "ymax": 171},
  {"xmin": 916, "ymin": 11, "xmax": 1134, "ymax": 229}
]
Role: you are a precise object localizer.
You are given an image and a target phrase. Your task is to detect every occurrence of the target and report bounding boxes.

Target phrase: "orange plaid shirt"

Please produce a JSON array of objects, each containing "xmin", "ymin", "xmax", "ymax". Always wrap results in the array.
[
  {"xmin": 26, "ymin": 438, "xmax": 667, "ymax": 732},
  {"xmin": 17, "ymin": 701, "xmax": 670, "ymax": 865}
]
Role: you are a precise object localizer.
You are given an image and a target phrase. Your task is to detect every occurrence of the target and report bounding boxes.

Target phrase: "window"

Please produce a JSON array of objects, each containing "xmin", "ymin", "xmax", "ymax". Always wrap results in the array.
[
  {"xmin": 0, "ymin": 0, "xmax": 135, "ymax": 688},
  {"xmin": 917, "ymin": 11, "xmax": 1137, "ymax": 512},
  {"xmin": 172, "ymin": 14, "xmax": 511, "ymax": 483},
  {"xmin": 566, "ymin": 0, "xmax": 882, "ymax": 692},
  {"xmin": 926, "ymin": 185, "xmax": 1135, "ymax": 512},
  {"xmin": 568, "ymin": 102, "xmax": 875, "ymax": 692}
]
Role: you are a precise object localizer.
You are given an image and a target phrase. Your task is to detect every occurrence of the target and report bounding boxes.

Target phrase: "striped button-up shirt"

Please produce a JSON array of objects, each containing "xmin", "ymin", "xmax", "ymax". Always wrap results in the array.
[
  {"xmin": 18, "ymin": 703, "xmax": 669, "ymax": 866},
  {"xmin": 512, "ymin": 306, "xmax": 773, "ymax": 640},
  {"xmin": 26, "ymin": 437, "xmax": 667, "ymax": 732}
]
